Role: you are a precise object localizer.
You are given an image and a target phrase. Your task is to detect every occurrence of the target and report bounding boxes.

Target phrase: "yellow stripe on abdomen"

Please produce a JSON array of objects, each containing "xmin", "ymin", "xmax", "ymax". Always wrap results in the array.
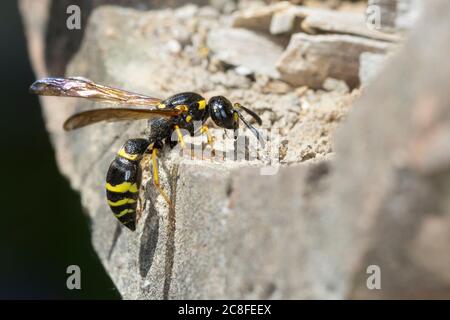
[
  {"xmin": 107, "ymin": 198, "xmax": 136, "ymax": 207},
  {"xmin": 117, "ymin": 147, "xmax": 139, "ymax": 161},
  {"xmin": 115, "ymin": 208, "xmax": 134, "ymax": 218},
  {"xmin": 105, "ymin": 182, "xmax": 138, "ymax": 193}
]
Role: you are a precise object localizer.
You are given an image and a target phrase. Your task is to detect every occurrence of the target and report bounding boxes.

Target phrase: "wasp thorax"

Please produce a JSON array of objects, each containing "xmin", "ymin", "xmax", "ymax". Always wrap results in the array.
[{"xmin": 208, "ymin": 96, "xmax": 238, "ymax": 130}]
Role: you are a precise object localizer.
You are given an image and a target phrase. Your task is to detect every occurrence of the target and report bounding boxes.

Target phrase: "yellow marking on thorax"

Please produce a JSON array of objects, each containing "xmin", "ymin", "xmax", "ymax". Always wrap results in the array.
[
  {"xmin": 115, "ymin": 208, "xmax": 134, "ymax": 218},
  {"xmin": 186, "ymin": 115, "xmax": 192, "ymax": 122},
  {"xmin": 157, "ymin": 103, "xmax": 166, "ymax": 109},
  {"xmin": 233, "ymin": 112, "xmax": 239, "ymax": 122},
  {"xmin": 106, "ymin": 182, "xmax": 138, "ymax": 193},
  {"xmin": 108, "ymin": 198, "xmax": 136, "ymax": 207},
  {"xmin": 117, "ymin": 147, "xmax": 139, "ymax": 161},
  {"xmin": 198, "ymin": 100, "xmax": 206, "ymax": 110},
  {"xmin": 175, "ymin": 104, "xmax": 189, "ymax": 112}
]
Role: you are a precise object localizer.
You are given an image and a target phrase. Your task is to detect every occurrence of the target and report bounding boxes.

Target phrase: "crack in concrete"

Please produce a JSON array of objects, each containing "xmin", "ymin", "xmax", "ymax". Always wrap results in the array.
[{"xmin": 163, "ymin": 163, "xmax": 179, "ymax": 299}]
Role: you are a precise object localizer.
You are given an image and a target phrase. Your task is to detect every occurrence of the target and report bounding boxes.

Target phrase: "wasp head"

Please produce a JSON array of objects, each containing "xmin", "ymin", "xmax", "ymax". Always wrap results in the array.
[{"xmin": 207, "ymin": 96, "xmax": 264, "ymax": 146}]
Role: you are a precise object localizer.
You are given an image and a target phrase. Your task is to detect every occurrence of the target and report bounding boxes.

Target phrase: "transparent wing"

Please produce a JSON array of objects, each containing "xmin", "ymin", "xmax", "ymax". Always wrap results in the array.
[
  {"xmin": 30, "ymin": 77, "xmax": 163, "ymax": 106},
  {"xmin": 63, "ymin": 108, "xmax": 180, "ymax": 131}
]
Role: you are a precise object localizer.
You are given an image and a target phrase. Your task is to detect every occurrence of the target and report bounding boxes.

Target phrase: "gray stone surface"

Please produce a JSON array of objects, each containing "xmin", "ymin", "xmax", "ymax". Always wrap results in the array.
[
  {"xmin": 21, "ymin": 3, "xmax": 356, "ymax": 299},
  {"xmin": 367, "ymin": 0, "xmax": 423, "ymax": 33},
  {"xmin": 207, "ymin": 28, "xmax": 284, "ymax": 78},
  {"xmin": 230, "ymin": 2, "xmax": 400, "ymax": 89},
  {"xmin": 300, "ymin": 7, "xmax": 401, "ymax": 42},
  {"xmin": 277, "ymin": 33, "xmax": 392, "ymax": 88},
  {"xmin": 233, "ymin": 2, "xmax": 401, "ymax": 41},
  {"xmin": 329, "ymin": 0, "xmax": 450, "ymax": 298},
  {"xmin": 232, "ymin": 1, "xmax": 291, "ymax": 32},
  {"xmin": 21, "ymin": 0, "xmax": 450, "ymax": 299},
  {"xmin": 359, "ymin": 52, "xmax": 390, "ymax": 87}
]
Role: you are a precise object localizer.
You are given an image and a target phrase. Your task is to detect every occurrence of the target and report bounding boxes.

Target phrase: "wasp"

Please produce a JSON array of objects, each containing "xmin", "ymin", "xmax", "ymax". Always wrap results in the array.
[{"xmin": 30, "ymin": 77, "xmax": 263, "ymax": 231}]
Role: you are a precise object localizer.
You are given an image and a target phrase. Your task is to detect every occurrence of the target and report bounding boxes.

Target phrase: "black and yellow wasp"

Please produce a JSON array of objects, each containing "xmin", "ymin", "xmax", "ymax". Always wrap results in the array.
[{"xmin": 30, "ymin": 77, "xmax": 263, "ymax": 231}]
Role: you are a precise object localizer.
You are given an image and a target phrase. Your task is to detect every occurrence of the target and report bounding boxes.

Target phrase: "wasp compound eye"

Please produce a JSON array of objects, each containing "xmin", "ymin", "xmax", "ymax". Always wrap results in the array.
[{"xmin": 208, "ymin": 96, "xmax": 237, "ymax": 130}]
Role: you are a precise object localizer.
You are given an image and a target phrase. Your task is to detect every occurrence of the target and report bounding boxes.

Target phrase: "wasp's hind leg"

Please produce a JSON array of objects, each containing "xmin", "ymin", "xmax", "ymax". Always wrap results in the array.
[
  {"xmin": 149, "ymin": 146, "xmax": 174, "ymax": 209},
  {"xmin": 105, "ymin": 138, "xmax": 150, "ymax": 231}
]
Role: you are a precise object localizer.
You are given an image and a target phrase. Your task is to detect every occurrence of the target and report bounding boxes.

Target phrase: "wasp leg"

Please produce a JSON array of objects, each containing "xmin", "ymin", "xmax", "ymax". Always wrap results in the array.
[
  {"xmin": 136, "ymin": 149, "xmax": 152, "ymax": 222},
  {"xmin": 200, "ymin": 125, "xmax": 216, "ymax": 157},
  {"xmin": 174, "ymin": 125, "xmax": 186, "ymax": 149},
  {"xmin": 200, "ymin": 125, "xmax": 215, "ymax": 146},
  {"xmin": 136, "ymin": 162, "xmax": 149, "ymax": 222},
  {"xmin": 151, "ymin": 148, "xmax": 174, "ymax": 209}
]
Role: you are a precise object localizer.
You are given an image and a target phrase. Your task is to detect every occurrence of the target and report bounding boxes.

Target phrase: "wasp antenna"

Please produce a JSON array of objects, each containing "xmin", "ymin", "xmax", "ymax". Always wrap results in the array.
[
  {"xmin": 234, "ymin": 103, "xmax": 262, "ymax": 125},
  {"xmin": 236, "ymin": 110, "xmax": 265, "ymax": 148}
]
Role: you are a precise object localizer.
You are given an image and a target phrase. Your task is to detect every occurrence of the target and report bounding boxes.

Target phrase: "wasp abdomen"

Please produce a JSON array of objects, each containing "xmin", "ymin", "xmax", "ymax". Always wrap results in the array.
[{"xmin": 105, "ymin": 139, "xmax": 150, "ymax": 231}]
